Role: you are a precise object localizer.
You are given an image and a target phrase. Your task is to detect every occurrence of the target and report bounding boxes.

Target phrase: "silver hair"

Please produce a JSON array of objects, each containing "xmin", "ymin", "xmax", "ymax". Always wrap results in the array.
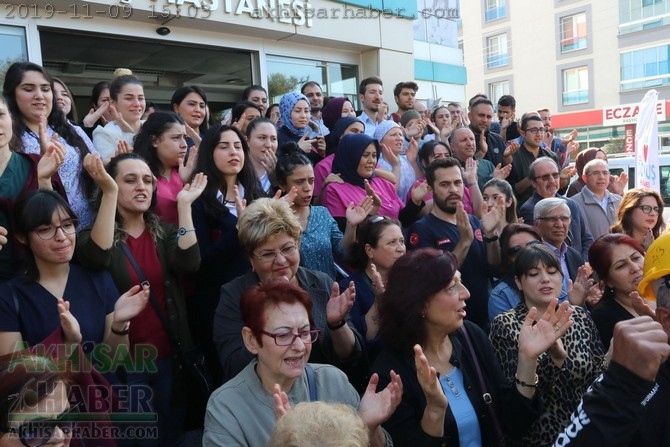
[
  {"xmin": 528, "ymin": 157, "xmax": 560, "ymax": 180},
  {"xmin": 583, "ymin": 158, "xmax": 608, "ymax": 175},
  {"xmin": 534, "ymin": 198, "xmax": 570, "ymax": 221}
]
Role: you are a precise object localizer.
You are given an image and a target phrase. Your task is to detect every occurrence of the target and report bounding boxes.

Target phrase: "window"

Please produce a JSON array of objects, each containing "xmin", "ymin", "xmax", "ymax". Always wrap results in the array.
[
  {"xmin": 266, "ymin": 55, "xmax": 358, "ymax": 105},
  {"xmin": 619, "ymin": 0, "xmax": 670, "ymax": 33},
  {"xmin": 620, "ymin": 44, "xmax": 670, "ymax": 91},
  {"xmin": 0, "ymin": 25, "xmax": 28, "ymax": 84},
  {"xmin": 486, "ymin": 34, "xmax": 508, "ymax": 68},
  {"xmin": 562, "ymin": 67, "xmax": 589, "ymax": 105},
  {"xmin": 560, "ymin": 13, "xmax": 587, "ymax": 52},
  {"xmin": 484, "ymin": 0, "xmax": 506, "ymax": 22},
  {"xmin": 488, "ymin": 80, "xmax": 510, "ymax": 105}
]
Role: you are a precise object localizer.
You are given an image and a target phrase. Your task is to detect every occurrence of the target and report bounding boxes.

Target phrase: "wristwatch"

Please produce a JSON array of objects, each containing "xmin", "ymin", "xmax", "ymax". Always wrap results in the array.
[{"xmin": 483, "ymin": 233, "xmax": 499, "ymax": 243}]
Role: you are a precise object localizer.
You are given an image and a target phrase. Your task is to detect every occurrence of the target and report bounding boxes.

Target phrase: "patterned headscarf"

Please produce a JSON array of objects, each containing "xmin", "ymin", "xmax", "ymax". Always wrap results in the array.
[
  {"xmin": 332, "ymin": 133, "xmax": 380, "ymax": 189},
  {"xmin": 373, "ymin": 120, "xmax": 401, "ymax": 142},
  {"xmin": 280, "ymin": 92, "xmax": 311, "ymax": 138}
]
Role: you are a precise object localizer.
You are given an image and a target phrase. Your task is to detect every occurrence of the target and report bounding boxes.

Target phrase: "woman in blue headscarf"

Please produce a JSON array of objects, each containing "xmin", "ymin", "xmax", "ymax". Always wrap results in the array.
[
  {"xmin": 322, "ymin": 133, "xmax": 405, "ymax": 231},
  {"xmin": 277, "ymin": 92, "xmax": 323, "ymax": 164}
]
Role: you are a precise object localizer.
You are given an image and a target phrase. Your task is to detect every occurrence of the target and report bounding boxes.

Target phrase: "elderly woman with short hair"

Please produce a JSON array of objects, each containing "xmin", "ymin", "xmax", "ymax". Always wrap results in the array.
[
  {"xmin": 205, "ymin": 280, "xmax": 401, "ymax": 447},
  {"xmin": 213, "ymin": 198, "xmax": 364, "ymax": 384}
]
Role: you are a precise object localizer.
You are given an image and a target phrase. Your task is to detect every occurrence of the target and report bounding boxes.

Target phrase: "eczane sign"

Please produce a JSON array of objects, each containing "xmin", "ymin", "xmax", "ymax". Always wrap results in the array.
[{"xmin": 602, "ymin": 101, "xmax": 665, "ymax": 126}]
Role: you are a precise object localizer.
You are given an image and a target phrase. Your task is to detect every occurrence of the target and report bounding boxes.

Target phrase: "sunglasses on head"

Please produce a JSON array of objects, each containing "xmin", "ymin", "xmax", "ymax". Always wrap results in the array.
[
  {"xmin": 7, "ymin": 402, "xmax": 80, "ymax": 447},
  {"xmin": 506, "ymin": 239, "xmax": 541, "ymax": 257}
]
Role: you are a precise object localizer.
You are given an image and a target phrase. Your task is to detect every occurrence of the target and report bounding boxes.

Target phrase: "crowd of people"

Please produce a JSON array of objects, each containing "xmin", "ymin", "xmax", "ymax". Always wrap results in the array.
[{"xmin": 0, "ymin": 62, "xmax": 669, "ymax": 447}]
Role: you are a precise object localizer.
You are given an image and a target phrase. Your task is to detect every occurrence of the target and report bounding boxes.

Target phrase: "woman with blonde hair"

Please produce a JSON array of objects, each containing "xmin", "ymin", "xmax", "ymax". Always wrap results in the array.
[
  {"xmin": 269, "ymin": 402, "xmax": 369, "ymax": 447},
  {"xmin": 610, "ymin": 188, "xmax": 665, "ymax": 249}
]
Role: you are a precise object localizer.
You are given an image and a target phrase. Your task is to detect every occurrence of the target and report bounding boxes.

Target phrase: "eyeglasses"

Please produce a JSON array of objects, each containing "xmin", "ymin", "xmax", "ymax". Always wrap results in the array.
[
  {"xmin": 253, "ymin": 244, "xmax": 298, "ymax": 263},
  {"xmin": 524, "ymin": 127, "xmax": 545, "ymax": 135},
  {"xmin": 6, "ymin": 402, "xmax": 80, "ymax": 447},
  {"xmin": 587, "ymin": 170, "xmax": 610, "ymax": 177},
  {"xmin": 33, "ymin": 220, "xmax": 78, "ymax": 240},
  {"xmin": 533, "ymin": 172, "xmax": 560, "ymax": 182},
  {"xmin": 536, "ymin": 215, "xmax": 571, "ymax": 224},
  {"xmin": 506, "ymin": 239, "xmax": 541, "ymax": 257},
  {"xmin": 259, "ymin": 329, "xmax": 320, "ymax": 346},
  {"xmin": 637, "ymin": 205, "xmax": 662, "ymax": 215}
]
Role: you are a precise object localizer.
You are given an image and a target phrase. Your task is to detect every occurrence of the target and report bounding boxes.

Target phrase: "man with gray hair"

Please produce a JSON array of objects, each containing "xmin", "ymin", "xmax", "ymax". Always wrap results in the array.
[
  {"xmin": 520, "ymin": 157, "xmax": 593, "ymax": 259},
  {"xmin": 533, "ymin": 198, "xmax": 584, "ymax": 288},
  {"xmin": 571, "ymin": 159, "xmax": 622, "ymax": 239}
]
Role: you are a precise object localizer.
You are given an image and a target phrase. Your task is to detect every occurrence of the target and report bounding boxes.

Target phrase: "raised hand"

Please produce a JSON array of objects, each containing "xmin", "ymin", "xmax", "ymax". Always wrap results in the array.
[
  {"xmin": 84, "ymin": 153, "xmax": 117, "ymax": 193},
  {"xmin": 405, "ymin": 137, "xmax": 419, "ymax": 164},
  {"xmin": 503, "ymin": 141, "xmax": 520, "ymax": 158},
  {"xmin": 57, "ymin": 298, "xmax": 82, "ymax": 345},
  {"xmin": 346, "ymin": 196, "xmax": 374, "ymax": 225},
  {"xmin": 463, "ymin": 158, "xmax": 478, "ymax": 187},
  {"xmin": 610, "ymin": 317, "xmax": 670, "ymax": 382},
  {"xmin": 643, "ymin": 228, "xmax": 656, "ymax": 249},
  {"xmin": 326, "ymin": 281, "xmax": 355, "ymax": 327},
  {"xmin": 493, "ymin": 163, "xmax": 512, "ymax": 180},
  {"xmin": 261, "ymin": 149, "xmax": 278, "ymax": 175},
  {"xmin": 113, "ymin": 283, "xmax": 150, "ymax": 324},
  {"xmin": 273, "ymin": 384, "xmax": 291, "ymax": 420},
  {"xmin": 414, "ymin": 345, "xmax": 448, "ymax": 409},
  {"xmin": 37, "ymin": 115, "xmax": 51, "ymax": 155},
  {"xmin": 369, "ymin": 263, "xmax": 385, "ymax": 296},
  {"xmin": 567, "ymin": 265, "xmax": 593, "ymax": 306},
  {"xmin": 233, "ymin": 184, "xmax": 247, "ymax": 216},
  {"xmin": 315, "ymin": 135, "xmax": 326, "ymax": 158},
  {"xmin": 179, "ymin": 146, "xmax": 199, "ymax": 184},
  {"xmin": 297, "ymin": 133, "xmax": 317, "ymax": 153},
  {"xmin": 177, "ymin": 172, "xmax": 207, "ymax": 206},
  {"xmin": 37, "ymin": 137, "xmax": 65, "ymax": 182},
  {"xmin": 358, "ymin": 371, "xmax": 403, "ymax": 428},
  {"xmin": 364, "ymin": 179, "xmax": 382, "ymax": 215},
  {"xmin": 184, "ymin": 124, "xmax": 202, "ymax": 148},
  {"xmin": 109, "ymin": 103, "xmax": 135, "ymax": 134},
  {"xmin": 455, "ymin": 202, "xmax": 473, "ymax": 243},
  {"xmin": 274, "ymin": 186, "xmax": 297, "ymax": 206},
  {"xmin": 115, "ymin": 139, "xmax": 133, "ymax": 157},
  {"xmin": 518, "ymin": 298, "xmax": 574, "ymax": 361},
  {"xmin": 478, "ymin": 132, "xmax": 488, "ymax": 157},
  {"xmin": 410, "ymin": 180, "xmax": 429, "ymax": 206},
  {"xmin": 566, "ymin": 140, "xmax": 579, "ymax": 157},
  {"xmin": 380, "ymin": 142, "xmax": 399, "ymax": 167},
  {"xmin": 480, "ymin": 200, "xmax": 505, "ymax": 234},
  {"xmin": 630, "ymin": 290, "xmax": 656, "ymax": 318},
  {"xmin": 82, "ymin": 102, "xmax": 110, "ymax": 128},
  {"xmin": 612, "ymin": 171, "xmax": 628, "ymax": 195},
  {"xmin": 0, "ymin": 226, "xmax": 7, "ymax": 250}
]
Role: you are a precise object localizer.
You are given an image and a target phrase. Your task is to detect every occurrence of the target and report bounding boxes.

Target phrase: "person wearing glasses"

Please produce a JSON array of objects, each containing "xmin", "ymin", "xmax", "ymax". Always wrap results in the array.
[
  {"xmin": 213, "ymin": 198, "xmax": 364, "ymax": 384},
  {"xmin": 610, "ymin": 188, "xmax": 665, "ymax": 250},
  {"xmin": 490, "ymin": 244, "xmax": 606, "ymax": 446},
  {"xmin": 205, "ymin": 280, "xmax": 400, "ymax": 447},
  {"xmin": 0, "ymin": 190, "xmax": 149, "ymax": 359},
  {"xmin": 506, "ymin": 114, "xmax": 566, "ymax": 208},
  {"xmin": 518, "ymin": 157, "xmax": 593, "ymax": 260},
  {"xmin": 571, "ymin": 158, "xmax": 622, "ymax": 240}
]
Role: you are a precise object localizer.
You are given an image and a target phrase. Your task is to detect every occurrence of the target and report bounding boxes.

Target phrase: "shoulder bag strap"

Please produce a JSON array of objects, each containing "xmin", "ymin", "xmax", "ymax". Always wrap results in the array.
[
  {"xmin": 119, "ymin": 241, "xmax": 182, "ymax": 351},
  {"xmin": 304, "ymin": 364, "xmax": 318, "ymax": 401},
  {"xmin": 460, "ymin": 325, "xmax": 505, "ymax": 444}
]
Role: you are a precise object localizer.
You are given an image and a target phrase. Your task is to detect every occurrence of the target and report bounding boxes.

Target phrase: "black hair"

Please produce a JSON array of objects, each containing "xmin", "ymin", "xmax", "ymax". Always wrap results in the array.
[
  {"xmin": 13, "ymin": 190, "xmax": 77, "ymax": 281},
  {"xmin": 418, "ymin": 140, "xmax": 451, "ymax": 167},
  {"xmin": 300, "ymin": 81, "xmax": 322, "ymax": 94},
  {"xmin": 513, "ymin": 244, "xmax": 564, "ymax": 281},
  {"xmin": 497, "ymin": 94, "xmax": 516, "ymax": 109},
  {"xmin": 132, "ymin": 111, "xmax": 185, "ymax": 178},
  {"xmin": 275, "ymin": 142, "xmax": 312, "ymax": 187},
  {"xmin": 90, "ymin": 81, "xmax": 110, "ymax": 108},
  {"xmin": 52, "ymin": 78, "xmax": 78, "ymax": 123},
  {"xmin": 196, "ymin": 125, "xmax": 264, "ymax": 217},
  {"xmin": 347, "ymin": 216, "xmax": 402, "ymax": 271},
  {"xmin": 425, "ymin": 157, "xmax": 461, "ymax": 188},
  {"xmin": 232, "ymin": 101, "xmax": 262, "ymax": 125},
  {"xmin": 242, "ymin": 85, "xmax": 267, "ymax": 101},
  {"xmin": 109, "ymin": 73, "xmax": 143, "ymax": 101}
]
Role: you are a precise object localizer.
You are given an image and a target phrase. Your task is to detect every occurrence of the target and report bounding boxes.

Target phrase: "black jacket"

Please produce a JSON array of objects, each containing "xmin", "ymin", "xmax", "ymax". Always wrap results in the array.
[{"xmin": 372, "ymin": 321, "xmax": 542, "ymax": 447}]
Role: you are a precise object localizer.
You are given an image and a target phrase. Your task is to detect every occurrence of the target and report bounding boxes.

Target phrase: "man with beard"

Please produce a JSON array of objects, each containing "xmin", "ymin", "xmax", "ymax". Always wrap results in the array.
[
  {"xmin": 301, "ymin": 81, "xmax": 329, "ymax": 136},
  {"xmin": 390, "ymin": 81, "xmax": 418, "ymax": 124},
  {"xmin": 357, "ymin": 76, "xmax": 384, "ymax": 136},
  {"xmin": 468, "ymin": 97, "xmax": 507, "ymax": 167},
  {"xmin": 507, "ymin": 114, "xmax": 565, "ymax": 207},
  {"xmin": 519, "ymin": 157, "xmax": 593, "ymax": 259},
  {"xmin": 407, "ymin": 157, "xmax": 505, "ymax": 330}
]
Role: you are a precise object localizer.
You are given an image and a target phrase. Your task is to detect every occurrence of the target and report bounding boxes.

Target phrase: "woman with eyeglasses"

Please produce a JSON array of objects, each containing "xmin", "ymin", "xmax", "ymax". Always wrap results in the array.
[
  {"xmin": 588, "ymin": 234, "xmax": 649, "ymax": 350},
  {"xmin": 213, "ymin": 198, "xmax": 364, "ymax": 385},
  {"xmin": 490, "ymin": 244, "xmax": 606, "ymax": 446},
  {"xmin": 0, "ymin": 190, "xmax": 149, "ymax": 371},
  {"xmin": 204, "ymin": 280, "xmax": 401, "ymax": 447},
  {"xmin": 610, "ymin": 188, "xmax": 665, "ymax": 250},
  {"xmin": 76, "ymin": 152, "xmax": 206, "ymax": 446}
]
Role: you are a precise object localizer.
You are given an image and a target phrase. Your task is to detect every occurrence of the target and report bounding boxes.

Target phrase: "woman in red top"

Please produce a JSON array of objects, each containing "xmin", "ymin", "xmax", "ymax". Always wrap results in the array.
[{"xmin": 76, "ymin": 152, "xmax": 206, "ymax": 446}]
